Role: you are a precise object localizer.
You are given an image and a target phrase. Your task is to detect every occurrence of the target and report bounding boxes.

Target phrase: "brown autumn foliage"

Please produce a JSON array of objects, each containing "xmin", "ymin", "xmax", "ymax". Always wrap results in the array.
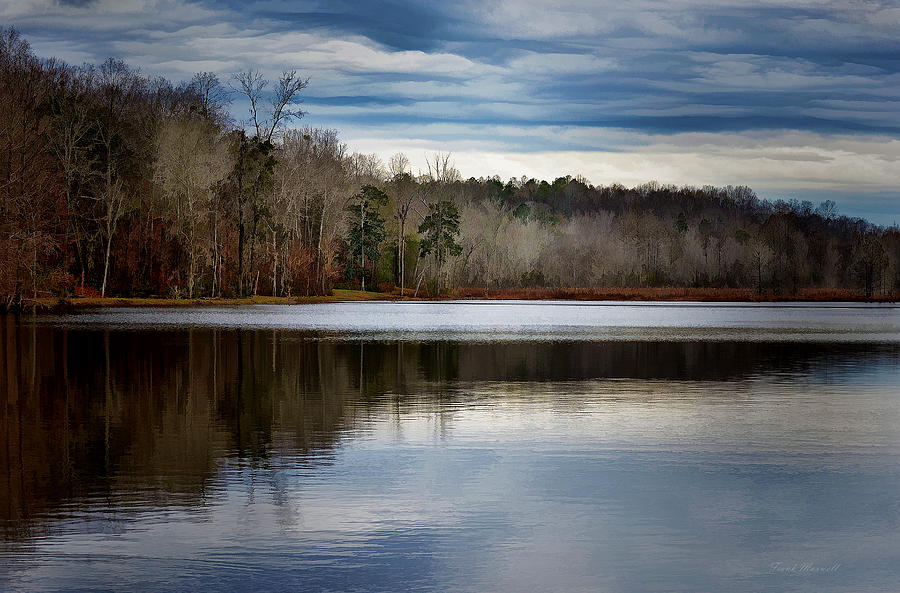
[{"xmin": 2, "ymin": 27, "xmax": 899, "ymax": 311}]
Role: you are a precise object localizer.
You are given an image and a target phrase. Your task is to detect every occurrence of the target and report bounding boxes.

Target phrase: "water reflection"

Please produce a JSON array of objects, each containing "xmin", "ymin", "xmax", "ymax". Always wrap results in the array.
[{"xmin": 2, "ymin": 314, "xmax": 900, "ymax": 592}]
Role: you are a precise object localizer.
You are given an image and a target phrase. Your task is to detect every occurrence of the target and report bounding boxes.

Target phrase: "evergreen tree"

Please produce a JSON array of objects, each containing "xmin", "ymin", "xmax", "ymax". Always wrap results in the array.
[
  {"xmin": 346, "ymin": 184, "xmax": 388, "ymax": 290},
  {"xmin": 418, "ymin": 199, "xmax": 462, "ymax": 292}
]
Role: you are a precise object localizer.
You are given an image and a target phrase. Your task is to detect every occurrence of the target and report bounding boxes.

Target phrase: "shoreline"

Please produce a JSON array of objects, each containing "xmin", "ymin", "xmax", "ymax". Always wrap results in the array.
[{"xmin": 5, "ymin": 287, "xmax": 896, "ymax": 314}]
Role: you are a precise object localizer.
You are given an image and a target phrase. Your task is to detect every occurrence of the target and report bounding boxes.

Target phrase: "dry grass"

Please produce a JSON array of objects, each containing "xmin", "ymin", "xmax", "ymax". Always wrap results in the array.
[
  {"xmin": 17, "ymin": 286, "xmax": 896, "ymax": 312},
  {"xmin": 30, "ymin": 289, "xmax": 395, "ymax": 311},
  {"xmin": 451, "ymin": 286, "xmax": 897, "ymax": 303}
]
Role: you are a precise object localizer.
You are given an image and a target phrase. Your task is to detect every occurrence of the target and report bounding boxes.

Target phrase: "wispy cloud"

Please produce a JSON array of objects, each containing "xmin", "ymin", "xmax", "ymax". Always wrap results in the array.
[{"xmin": 3, "ymin": 0, "xmax": 899, "ymax": 222}]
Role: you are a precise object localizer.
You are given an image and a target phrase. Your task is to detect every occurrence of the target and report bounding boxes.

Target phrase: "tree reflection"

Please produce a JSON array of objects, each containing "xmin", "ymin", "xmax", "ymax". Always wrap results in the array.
[{"xmin": 1, "ymin": 315, "xmax": 896, "ymax": 544}]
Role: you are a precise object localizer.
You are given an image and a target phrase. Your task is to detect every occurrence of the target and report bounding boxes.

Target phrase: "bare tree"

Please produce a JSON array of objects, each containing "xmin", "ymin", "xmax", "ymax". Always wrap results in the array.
[
  {"xmin": 189, "ymin": 71, "xmax": 230, "ymax": 124},
  {"xmin": 750, "ymin": 236, "xmax": 774, "ymax": 295},
  {"xmin": 852, "ymin": 230, "xmax": 888, "ymax": 299},
  {"xmin": 94, "ymin": 58, "xmax": 144, "ymax": 297},
  {"xmin": 389, "ymin": 153, "xmax": 418, "ymax": 294},
  {"xmin": 0, "ymin": 28, "xmax": 64, "ymax": 299},
  {"xmin": 98, "ymin": 177, "xmax": 128, "ymax": 298},
  {"xmin": 301, "ymin": 128, "xmax": 349, "ymax": 294},
  {"xmin": 230, "ymin": 69, "xmax": 308, "ymax": 295},
  {"xmin": 425, "ymin": 151, "xmax": 459, "ymax": 185},
  {"xmin": 48, "ymin": 68, "xmax": 95, "ymax": 288},
  {"xmin": 274, "ymin": 127, "xmax": 349, "ymax": 295},
  {"xmin": 231, "ymin": 69, "xmax": 308, "ymax": 142},
  {"xmin": 154, "ymin": 116, "xmax": 231, "ymax": 297}
]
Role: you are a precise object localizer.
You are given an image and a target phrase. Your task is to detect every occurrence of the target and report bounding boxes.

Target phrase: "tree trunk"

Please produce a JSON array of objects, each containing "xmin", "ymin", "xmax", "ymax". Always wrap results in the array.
[
  {"xmin": 212, "ymin": 211, "xmax": 219, "ymax": 298},
  {"xmin": 188, "ymin": 226, "xmax": 196, "ymax": 299},
  {"xmin": 317, "ymin": 188, "xmax": 327, "ymax": 295},
  {"xmin": 271, "ymin": 231, "xmax": 278, "ymax": 296},
  {"xmin": 414, "ymin": 264, "xmax": 426, "ymax": 298},
  {"xmin": 756, "ymin": 253, "xmax": 762, "ymax": 295},
  {"xmin": 32, "ymin": 240, "xmax": 37, "ymax": 299},
  {"xmin": 398, "ymin": 217, "xmax": 405, "ymax": 296},
  {"xmin": 249, "ymin": 205, "xmax": 259, "ymax": 295},
  {"xmin": 101, "ymin": 232, "xmax": 113, "ymax": 298},
  {"xmin": 412, "ymin": 256, "xmax": 420, "ymax": 297},
  {"xmin": 361, "ymin": 204, "xmax": 366, "ymax": 291},
  {"xmin": 238, "ymin": 214, "xmax": 245, "ymax": 296}
]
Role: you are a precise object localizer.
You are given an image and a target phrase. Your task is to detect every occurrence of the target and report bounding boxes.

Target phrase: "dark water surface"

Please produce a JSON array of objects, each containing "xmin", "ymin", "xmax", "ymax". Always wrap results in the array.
[{"xmin": 2, "ymin": 302, "xmax": 900, "ymax": 592}]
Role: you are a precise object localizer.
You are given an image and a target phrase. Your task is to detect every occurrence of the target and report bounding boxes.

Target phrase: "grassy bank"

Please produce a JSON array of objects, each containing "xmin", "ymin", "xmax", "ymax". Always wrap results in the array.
[
  {"xmin": 7, "ymin": 286, "xmax": 896, "ymax": 313},
  {"xmin": 452, "ymin": 287, "xmax": 897, "ymax": 302},
  {"xmin": 15, "ymin": 289, "xmax": 395, "ymax": 312},
  {"xmin": 63, "ymin": 289, "xmax": 393, "ymax": 307}
]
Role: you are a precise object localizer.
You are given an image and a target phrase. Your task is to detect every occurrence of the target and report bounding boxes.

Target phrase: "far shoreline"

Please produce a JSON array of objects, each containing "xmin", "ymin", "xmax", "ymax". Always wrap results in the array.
[{"xmin": 4, "ymin": 287, "xmax": 896, "ymax": 314}]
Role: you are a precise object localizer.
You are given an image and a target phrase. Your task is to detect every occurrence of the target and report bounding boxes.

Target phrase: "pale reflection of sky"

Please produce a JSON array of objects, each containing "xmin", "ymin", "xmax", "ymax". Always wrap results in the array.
[
  {"xmin": 39, "ymin": 301, "xmax": 900, "ymax": 342},
  {"xmin": 5, "ymin": 308, "xmax": 900, "ymax": 592},
  {"xmin": 5, "ymin": 369, "xmax": 900, "ymax": 593},
  {"xmin": 373, "ymin": 377, "xmax": 900, "ymax": 459}
]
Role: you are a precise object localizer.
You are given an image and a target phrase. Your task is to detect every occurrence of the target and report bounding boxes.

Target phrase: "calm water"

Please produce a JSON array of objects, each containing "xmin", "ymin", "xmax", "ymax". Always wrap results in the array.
[{"xmin": 2, "ymin": 302, "xmax": 900, "ymax": 592}]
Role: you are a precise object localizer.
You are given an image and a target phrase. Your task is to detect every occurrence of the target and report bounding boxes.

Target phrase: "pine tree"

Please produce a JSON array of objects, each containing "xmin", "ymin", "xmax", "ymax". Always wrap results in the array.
[
  {"xmin": 418, "ymin": 200, "xmax": 462, "ymax": 293},
  {"xmin": 346, "ymin": 185, "xmax": 388, "ymax": 291}
]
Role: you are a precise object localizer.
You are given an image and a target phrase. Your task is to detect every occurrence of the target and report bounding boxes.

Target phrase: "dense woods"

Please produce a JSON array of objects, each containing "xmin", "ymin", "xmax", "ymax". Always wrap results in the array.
[{"xmin": 2, "ymin": 28, "xmax": 898, "ymax": 308}]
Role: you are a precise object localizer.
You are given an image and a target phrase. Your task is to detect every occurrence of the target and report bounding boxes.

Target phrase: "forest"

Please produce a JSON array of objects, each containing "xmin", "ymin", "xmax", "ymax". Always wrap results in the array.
[{"xmin": 2, "ymin": 27, "xmax": 899, "ymax": 309}]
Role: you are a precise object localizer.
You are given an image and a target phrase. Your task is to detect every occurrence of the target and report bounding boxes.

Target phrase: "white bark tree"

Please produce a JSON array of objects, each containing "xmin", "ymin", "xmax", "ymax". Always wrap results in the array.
[
  {"xmin": 154, "ymin": 116, "xmax": 232, "ymax": 297},
  {"xmin": 389, "ymin": 153, "xmax": 418, "ymax": 294},
  {"xmin": 94, "ymin": 58, "xmax": 143, "ymax": 297}
]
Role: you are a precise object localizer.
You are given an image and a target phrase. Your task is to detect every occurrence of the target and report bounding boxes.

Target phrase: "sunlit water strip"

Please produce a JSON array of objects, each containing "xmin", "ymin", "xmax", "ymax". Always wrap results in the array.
[{"xmin": 34, "ymin": 300, "xmax": 900, "ymax": 342}]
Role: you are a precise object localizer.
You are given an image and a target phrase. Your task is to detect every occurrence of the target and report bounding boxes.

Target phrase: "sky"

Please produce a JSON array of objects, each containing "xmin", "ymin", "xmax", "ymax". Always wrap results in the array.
[{"xmin": 2, "ymin": 0, "xmax": 899, "ymax": 224}]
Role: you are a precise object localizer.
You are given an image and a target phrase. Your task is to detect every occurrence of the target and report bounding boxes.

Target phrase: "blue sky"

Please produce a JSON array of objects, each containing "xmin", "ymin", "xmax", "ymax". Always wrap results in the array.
[{"xmin": 3, "ymin": 0, "xmax": 899, "ymax": 223}]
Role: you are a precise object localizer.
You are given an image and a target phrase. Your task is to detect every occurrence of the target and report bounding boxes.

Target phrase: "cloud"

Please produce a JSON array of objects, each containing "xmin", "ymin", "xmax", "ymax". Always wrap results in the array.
[
  {"xmin": 10, "ymin": 0, "xmax": 900, "ymax": 136},
  {"xmin": 345, "ymin": 127, "xmax": 900, "ymax": 188},
  {"xmin": 3, "ymin": 0, "xmax": 898, "ymax": 222}
]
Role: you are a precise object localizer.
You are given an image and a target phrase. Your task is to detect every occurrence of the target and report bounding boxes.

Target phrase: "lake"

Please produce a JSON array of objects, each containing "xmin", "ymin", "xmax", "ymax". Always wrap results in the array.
[{"xmin": 2, "ymin": 301, "xmax": 900, "ymax": 592}]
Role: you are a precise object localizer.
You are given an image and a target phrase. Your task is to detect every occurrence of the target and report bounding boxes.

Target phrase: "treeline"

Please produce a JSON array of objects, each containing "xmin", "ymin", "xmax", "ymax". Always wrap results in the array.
[{"xmin": 2, "ymin": 27, "xmax": 899, "ymax": 307}]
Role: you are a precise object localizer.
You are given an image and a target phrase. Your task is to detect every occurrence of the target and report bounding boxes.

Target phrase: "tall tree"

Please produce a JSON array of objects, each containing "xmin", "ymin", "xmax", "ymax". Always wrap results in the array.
[
  {"xmin": 231, "ymin": 69, "xmax": 308, "ymax": 143},
  {"xmin": 0, "ymin": 28, "xmax": 62, "ymax": 300},
  {"xmin": 228, "ymin": 131, "xmax": 276, "ymax": 295},
  {"xmin": 346, "ymin": 184, "xmax": 388, "ymax": 291},
  {"xmin": 852, "ymin": 230, "xmax": 888, "ymax": 298},
  {"xmin": 48, "ymin": 68, "xmax": 95, "ymax": 289},
  {"xmin": 93, "ymin": 58, "xmax": 144, "ymax": 297},
  {"xmin": 418, "ymin": 199, "xmax": 462, "ymax": 294},
  {"xmin": 230, "ymin": 69, "xmax": 308, "ymax": 295},
  {"xmin": 154, "ymin": 115, "xmax": 231, "ymax": 297},
  {"xmin": 389, "ymin": 153, "xmax": 417, "ymax": 295},
  {"xmin": 188, "ymin": 71, "xmax": 230, "ymax": 123}
]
